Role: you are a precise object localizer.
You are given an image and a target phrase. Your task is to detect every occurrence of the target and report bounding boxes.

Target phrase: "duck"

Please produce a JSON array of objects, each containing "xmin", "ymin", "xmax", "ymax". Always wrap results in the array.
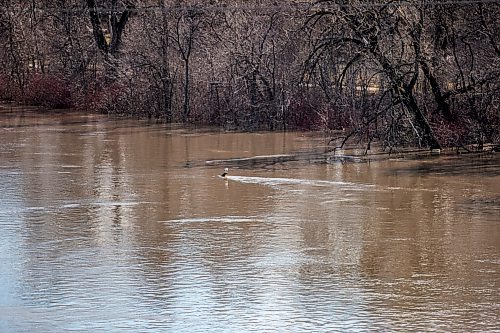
[{"xmin": 220, "ymin": 167, "xmax": 229, "ymax": 178}]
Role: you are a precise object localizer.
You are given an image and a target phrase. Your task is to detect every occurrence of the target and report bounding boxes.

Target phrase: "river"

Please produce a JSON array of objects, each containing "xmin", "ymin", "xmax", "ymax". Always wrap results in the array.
[{"xmin": 0, "ymin": 107, "xmax": 499, "ymax": 332}]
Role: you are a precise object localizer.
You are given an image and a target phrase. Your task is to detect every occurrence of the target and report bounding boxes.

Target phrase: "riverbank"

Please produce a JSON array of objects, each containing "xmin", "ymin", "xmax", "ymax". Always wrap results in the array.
[{"xmin": 2, "ymin": 102, "xmax": 498, "ymax": 165}]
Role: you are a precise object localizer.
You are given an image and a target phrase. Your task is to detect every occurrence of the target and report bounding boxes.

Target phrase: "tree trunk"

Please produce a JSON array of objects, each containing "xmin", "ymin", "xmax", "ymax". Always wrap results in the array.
[
  {"xmin": 371, "ymin": 45, "xmax": 442, "ymax": 149},
  {"xmin": 160, "ymin": 0, "xmax": 172, "ymax": 122},
  {"xmin": 183, "ymin": 58, "xmax": 190, "ymax": 121},
  {"xmin": 401, "ymin": 89, "xmax": 442, "ymax": 149},
  {"xmin": 86, "ymin": 0, "xmax": 134, "ymax": 81}
]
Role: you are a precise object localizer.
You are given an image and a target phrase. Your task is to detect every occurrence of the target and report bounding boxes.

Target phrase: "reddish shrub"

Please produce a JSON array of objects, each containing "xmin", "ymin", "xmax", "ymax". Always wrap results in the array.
[
  {"xmin": 431, "ymin": 110, "xmax": 482, "ymax": 148},
  {"xmin": 24, "ymin": 74, "xmax": 72, "ymax": 108},
  {"xmin": 288, "ymin": 90, "xmax": 325, "ymax": 130},
  {"xmin": 82, "ymin": 81, "xmax": 127, "ymax": 114},
  {"xmin": 0, "ymin": 74, "xmax": 16, "ymax": 100}
]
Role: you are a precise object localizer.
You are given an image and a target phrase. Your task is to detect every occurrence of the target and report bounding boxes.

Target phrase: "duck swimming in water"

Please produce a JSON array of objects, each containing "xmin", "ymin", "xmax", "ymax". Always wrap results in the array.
[{"xmin": 220, "ymin": 168, "xmax": 229, "ymax": 178}]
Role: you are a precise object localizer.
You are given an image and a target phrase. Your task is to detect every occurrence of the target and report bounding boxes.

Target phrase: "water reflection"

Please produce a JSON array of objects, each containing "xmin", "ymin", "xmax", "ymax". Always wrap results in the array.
[{"xmin": 0, "ymin": 108, "xmax": 499, "ymax": 332}]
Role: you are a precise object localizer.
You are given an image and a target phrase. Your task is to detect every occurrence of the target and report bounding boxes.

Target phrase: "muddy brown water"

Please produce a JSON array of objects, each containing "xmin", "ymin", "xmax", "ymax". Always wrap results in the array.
[{"xmin": 0, "ymin": 108, "xmax": 499, "ymax": 332}]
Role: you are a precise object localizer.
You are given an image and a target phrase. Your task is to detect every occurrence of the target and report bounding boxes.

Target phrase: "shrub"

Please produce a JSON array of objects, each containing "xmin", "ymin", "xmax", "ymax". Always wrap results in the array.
[
  {"xmin": 82, "ymin": 81, "xmax": 128, "ymax": 114},
  {"xmin": 287, "ymin": 90, "xmax": 325, "ymax": 130},
  {"xmin": 0, "ymin": 74, "xmax": 16, "ymax": 101},
  {"xmin": 24, "ymin": 74, "xmax": 72, "ymax": 108}
]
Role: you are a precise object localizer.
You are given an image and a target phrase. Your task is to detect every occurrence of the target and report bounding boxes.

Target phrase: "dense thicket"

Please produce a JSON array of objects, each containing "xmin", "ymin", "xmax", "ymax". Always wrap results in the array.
[{"xmin": 0, "ymin": 0, "xmax": 498, "ymax": 149}]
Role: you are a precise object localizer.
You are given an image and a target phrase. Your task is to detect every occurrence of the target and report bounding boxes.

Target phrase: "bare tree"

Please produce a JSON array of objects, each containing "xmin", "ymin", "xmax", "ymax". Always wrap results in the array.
[{"xmin": 170, "ymin": 3, "xmax": 204, "ymax": 121}]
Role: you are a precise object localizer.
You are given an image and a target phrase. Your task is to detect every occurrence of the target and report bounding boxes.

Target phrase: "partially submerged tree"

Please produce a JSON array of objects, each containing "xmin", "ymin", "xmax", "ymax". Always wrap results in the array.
[
  {"xmin": 306, "ymin": 1, "xmax": 441, "ymax": 148},
  {"xmin": 305, "ymin": 0, "xmax": 499, "ymax": 149}
]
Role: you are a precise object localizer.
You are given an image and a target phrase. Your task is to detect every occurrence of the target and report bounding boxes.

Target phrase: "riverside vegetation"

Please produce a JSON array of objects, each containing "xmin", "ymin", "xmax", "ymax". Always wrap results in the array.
[{"xmin": 0, "ymin": 0, "xmax": 498, "ymax": 151}]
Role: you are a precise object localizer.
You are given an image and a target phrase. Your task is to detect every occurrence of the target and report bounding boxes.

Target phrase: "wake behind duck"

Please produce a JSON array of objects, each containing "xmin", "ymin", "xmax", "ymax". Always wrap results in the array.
[{"xmin": 218, "ymin": 168, "xmax": 374, "ymax": 189}]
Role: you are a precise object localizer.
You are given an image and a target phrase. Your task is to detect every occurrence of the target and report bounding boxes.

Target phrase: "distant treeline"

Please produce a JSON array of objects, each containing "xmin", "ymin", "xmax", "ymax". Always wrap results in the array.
[{"xmin": 0, "ymin": 0, "xmax": 498, "ymax": 149}]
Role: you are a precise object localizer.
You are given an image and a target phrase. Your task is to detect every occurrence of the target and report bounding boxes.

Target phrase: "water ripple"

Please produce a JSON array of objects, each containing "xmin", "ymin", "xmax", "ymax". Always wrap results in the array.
[{"xmin": 226, "ymin": 175, "xmax": 375, "ymax": 189}]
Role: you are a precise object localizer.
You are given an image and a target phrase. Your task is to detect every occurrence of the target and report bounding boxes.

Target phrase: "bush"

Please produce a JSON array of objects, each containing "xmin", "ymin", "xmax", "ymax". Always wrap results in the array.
[
  {"xmin": 288, "ymin": 90, "xmax": 325, "ymax": 130},
  {"xmin": 82, "ymin": 81, "xmax": 128, "ymax": 114},
  {"xmin": 24, "ymin": 74, "xmax": 72, "ymax": 108},
  {"xmin": 0, "ymin": 74, "xmax": 16, "ymax": 100}
]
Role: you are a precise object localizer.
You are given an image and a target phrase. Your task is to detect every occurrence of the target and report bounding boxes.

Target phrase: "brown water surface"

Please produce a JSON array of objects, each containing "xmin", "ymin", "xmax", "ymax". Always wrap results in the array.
[{"xmin": 0, "ymin": 107, "xmax": 499, "ymax": 332}]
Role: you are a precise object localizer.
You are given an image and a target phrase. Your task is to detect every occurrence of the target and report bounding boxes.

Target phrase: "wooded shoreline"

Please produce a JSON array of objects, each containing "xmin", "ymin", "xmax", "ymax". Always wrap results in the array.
[
  {"xmin": 1, "ymin": 1, "xmax": 498, "ymax": 151},
  {"xmin": 1, "ymin": 101, "xmax": 497, "ymax": 161}
]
